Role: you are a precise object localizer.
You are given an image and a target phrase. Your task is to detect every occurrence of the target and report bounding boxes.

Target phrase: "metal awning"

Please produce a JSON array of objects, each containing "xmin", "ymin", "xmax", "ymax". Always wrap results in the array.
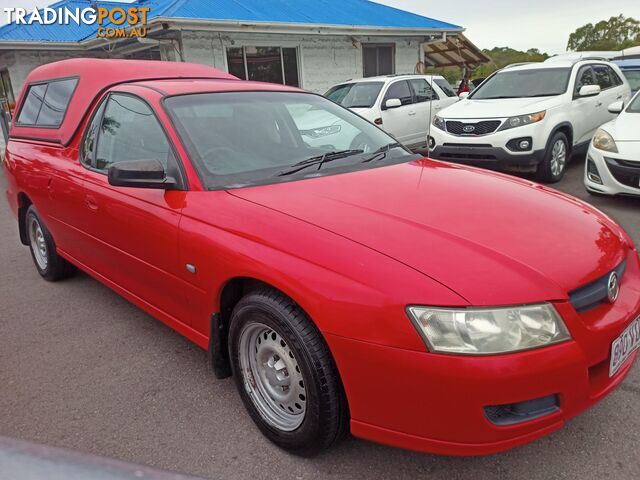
[{"xmin": 424, "ymin": 34, "xmax": 490, "ymax": 69}]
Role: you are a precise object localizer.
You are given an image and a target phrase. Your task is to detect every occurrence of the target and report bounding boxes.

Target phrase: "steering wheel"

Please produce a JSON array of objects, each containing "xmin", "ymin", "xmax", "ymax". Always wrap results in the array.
[
  {"xmin": 350, "ymin": 134, "xmax": 374, "ymax": 153},
  {"xmin": 200, "ymin": 146, "xmax": 239, "ymax": 173}
]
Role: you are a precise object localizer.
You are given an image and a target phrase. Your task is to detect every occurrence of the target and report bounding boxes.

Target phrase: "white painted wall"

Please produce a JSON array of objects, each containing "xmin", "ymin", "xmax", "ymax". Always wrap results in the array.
[
  {"xmin": 0, "ymin": 30, "xmax": 425, "ymax": 118},
  {"xmin": 180, "ymin": 31, "xmax": 425, "ymax": 93}
]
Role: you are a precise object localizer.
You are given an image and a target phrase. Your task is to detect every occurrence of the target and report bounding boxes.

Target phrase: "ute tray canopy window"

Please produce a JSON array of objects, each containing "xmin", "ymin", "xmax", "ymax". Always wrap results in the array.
[
  {"xmin": 9, "ymin": 58, "xmax": 237, "ymax": 145},
  {"xmin": 16, "ymin": 78, "xmax": 78, "ymax": 128}
]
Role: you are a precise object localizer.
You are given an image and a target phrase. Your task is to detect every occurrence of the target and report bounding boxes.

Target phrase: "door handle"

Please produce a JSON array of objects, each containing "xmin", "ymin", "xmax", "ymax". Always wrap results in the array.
[
  {"xmin": 408, "ymin": 111, "xmax": 417, "ymax": 116},
  {"xmin": 617, "ymin": 95, "xmax": 623, "ymax": 99},
  {"xmin": 595, "ymin": 101, "xmax": 603, "ymax": 107},
  {"xmin": 84, "ymin": 195, "xmax": 99, "ymax": 212}
]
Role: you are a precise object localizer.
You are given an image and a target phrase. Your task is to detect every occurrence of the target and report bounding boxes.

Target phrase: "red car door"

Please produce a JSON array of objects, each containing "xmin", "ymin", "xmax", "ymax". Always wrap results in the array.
[{"xmin": 76, "ymin": 92, "xmax": 191, "ymax": 326}]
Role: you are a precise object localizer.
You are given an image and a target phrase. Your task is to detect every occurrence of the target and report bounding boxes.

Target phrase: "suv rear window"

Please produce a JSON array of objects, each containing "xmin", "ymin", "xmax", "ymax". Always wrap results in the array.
[
  {"xmin": 434, "ymin": 78, "xmax": 457, "ymax": 97},
  {"xmin": 325, "ymin": 82, "xmax": 384, "ymax": 108},
  {"xmin": 16, "ymin": 78, "xmax": 78, "ymax": 127}
]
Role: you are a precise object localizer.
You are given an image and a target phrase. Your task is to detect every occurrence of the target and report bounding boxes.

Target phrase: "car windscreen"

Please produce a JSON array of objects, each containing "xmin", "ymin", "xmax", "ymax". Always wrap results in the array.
[
  {"xmin": 324, "ymin": 82, "xmax": 383, "ymax": 108},
  {"xmin": 621, "ymin": 69, "xmax": 640, "ymax": 93},
  {"xmin": 627, "ymin": 92, "xmax": 640, "ymax": 113},
  {"xmin": 164, "ymin": 91, "xmax": 417, "ymax": 189},
  {"xmin": 470, "ymin": 68, "xmax": 571, "ymax": 99}
]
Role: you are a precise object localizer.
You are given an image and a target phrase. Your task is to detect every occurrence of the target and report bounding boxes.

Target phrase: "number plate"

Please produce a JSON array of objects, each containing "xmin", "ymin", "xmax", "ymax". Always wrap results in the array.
[{"xmin": 610, "ymin": 316, "xmax": 640, "ymax": 377}]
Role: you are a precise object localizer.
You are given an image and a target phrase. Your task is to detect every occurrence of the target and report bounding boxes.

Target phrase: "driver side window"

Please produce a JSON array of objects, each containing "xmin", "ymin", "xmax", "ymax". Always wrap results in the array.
[
  {"xmin": 575, "ymin": 66, "xmax": 596, "ymax": 96},
  {"xmin": 85, "ymin": 94, "xmax": 173, "ymax": 172},
  {"xmin": 383, "ymin": 80, "xmax": 414, "ymax": 106}
]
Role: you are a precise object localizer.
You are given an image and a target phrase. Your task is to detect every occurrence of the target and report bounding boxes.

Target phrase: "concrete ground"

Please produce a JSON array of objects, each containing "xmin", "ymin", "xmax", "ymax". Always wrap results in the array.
[{"xmin": 1, "ymin": 159, "xmax": 639, "ymax": 480}]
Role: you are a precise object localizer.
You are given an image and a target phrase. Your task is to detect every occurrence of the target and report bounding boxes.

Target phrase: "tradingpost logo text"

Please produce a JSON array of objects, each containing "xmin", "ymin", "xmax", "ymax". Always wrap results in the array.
[{"xmin": 3, "ymin": 6, "xmax": 150, "ymax": 39}]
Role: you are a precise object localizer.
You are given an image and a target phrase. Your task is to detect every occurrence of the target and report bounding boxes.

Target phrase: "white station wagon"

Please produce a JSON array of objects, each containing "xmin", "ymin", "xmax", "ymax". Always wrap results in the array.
[{"xmin": 325, "ymin": 74, "xmax": 458, "ymax": 149}]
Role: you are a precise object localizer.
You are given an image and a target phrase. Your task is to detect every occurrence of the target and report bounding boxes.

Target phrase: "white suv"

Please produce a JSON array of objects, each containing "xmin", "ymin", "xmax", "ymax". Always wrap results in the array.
[
  {"xmin": 429, "ymin": 60, "xmax": 632, "ymax": 182},
  {"xmin": 325, "ymin": 74, "xmax": 458, "ymax": 149}
]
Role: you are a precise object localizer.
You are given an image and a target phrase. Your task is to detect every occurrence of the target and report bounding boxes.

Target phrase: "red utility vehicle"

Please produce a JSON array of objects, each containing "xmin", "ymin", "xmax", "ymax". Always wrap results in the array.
[{"xmin": 4, "ymin": 59, "xmax": 640, "ymax": 456}]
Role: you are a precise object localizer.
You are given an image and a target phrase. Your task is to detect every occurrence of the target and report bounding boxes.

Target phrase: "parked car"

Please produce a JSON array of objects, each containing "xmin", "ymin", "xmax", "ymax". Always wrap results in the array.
[
  {"xmin": 429, "ymin": 59, "xmax": 632, "ymax": 182},
  {"xmin": 5, "ymin": 59, "xmax": 640, "ymax": 457},
  {"xmin": 614, "ymin": 59, "xmax": 640, "ymax": 95},
  {"xmin": 585, "ymin": 90, "xmax": 640, "ymax": 196},
  {"xmin": 325, "ymin": 74, "xmax": 458, "ymax": 148}
]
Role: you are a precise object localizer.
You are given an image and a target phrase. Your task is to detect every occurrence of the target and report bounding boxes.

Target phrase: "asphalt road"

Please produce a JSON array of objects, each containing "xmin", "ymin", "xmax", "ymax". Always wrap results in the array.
[{"xmin": 1, "ymin": 159, "xmax": 639, "ymax": 480}]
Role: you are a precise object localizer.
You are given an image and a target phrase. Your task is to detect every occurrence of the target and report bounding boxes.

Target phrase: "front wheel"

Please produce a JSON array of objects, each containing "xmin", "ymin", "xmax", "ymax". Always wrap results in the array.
[
  {"xmin": 229, "ymin": 288, "xmax": 348, "ymax": 456},
  {"xmin": 536, "ymin": 132, "xmax": 569, "ymax": 183}
]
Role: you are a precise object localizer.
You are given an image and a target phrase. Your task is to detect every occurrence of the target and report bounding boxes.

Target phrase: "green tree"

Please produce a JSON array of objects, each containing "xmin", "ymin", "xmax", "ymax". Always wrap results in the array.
[{"xmin": 567, "ymin": 15, "xmax": 640, "ymax": 51}]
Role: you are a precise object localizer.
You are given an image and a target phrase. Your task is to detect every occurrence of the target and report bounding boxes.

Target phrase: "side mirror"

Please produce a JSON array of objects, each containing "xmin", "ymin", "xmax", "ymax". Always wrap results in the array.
[
  {"xmin": 384, "ymin": 98, "xmax": 402, "ymax": 110},
  {"xmin": 108, "ymin": 159, "xmax": 176, "ymax": 189},
  {"xmin": 578, "ymin": 85, "xmax": 601, "ymax": 97},
  {"xmin": 608, "ymin": 101, "xmax": 624, "ymax": 114},
  {"xmin": 458, "ymin": 91, "xmax": 470, "ymax": 99}
]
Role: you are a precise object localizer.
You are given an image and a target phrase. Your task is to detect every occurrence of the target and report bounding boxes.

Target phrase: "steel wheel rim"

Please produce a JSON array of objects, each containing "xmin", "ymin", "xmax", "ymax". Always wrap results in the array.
[
  {"xmin": 238, "ymin": 322, "xmax": 307, "ymax": 431},
  {"xmin": 550, "ymin": 139, "xmax": 566, "ymax": 177},
  {"xmin": 28, "ymin": 216, "xmax": 48, "ymax": 270}
]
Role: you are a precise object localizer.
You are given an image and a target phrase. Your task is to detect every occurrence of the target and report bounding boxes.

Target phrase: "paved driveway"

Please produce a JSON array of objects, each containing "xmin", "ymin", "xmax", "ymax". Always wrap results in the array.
[{"xmin": 1, "ymin": 160, "xmax": 639, "ymax": 480}]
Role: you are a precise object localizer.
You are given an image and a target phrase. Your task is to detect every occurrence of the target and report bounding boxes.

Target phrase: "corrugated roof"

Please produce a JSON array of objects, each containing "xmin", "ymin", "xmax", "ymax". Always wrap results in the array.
[{"xmin": 0, "ymin": 0, "xmax": 461, "ymax": 43}]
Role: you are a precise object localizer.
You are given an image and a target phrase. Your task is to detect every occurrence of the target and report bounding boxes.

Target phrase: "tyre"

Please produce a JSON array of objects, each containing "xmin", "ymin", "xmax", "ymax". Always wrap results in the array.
[
  {"xmin": 228, "ymin": 287, "xmax": 348, "ymax": 455},
  {"xmin": 536, "ymin": 132, "xmax": 569, "ymax": 183},
  {"xmin": 25, "ymin": 205, "xmax": 76, "ymax": 281}
]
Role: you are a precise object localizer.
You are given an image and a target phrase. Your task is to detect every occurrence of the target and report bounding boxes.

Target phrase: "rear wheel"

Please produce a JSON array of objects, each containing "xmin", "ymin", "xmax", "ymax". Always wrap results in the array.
[
  {"xmin": 536, "ymin": 132, "xmax": 569, "ymax": 183},
  {"xmin": 26, "ymin": 205, "xmax": 75, "ymax": 281},
  {"xmin": 229, "ymin": 288, "xmax": 348, "ymax": 456}
]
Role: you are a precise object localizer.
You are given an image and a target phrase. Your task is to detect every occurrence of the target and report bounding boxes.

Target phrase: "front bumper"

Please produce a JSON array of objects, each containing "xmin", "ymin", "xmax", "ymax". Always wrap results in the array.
[
  {"xmin": 429, "ymin": 122, "xmax": 546, "ymax": 171},
  {"xmin": 430, "ymin": 144, "xmax": 545, "ymax": 170},
  {"xmin": 327, "ymin": 250, "xmax": 640, "ymax": 456},
  {"xmin": 585, "ymin": 145, "xmax": 640, "ymax": 197}
]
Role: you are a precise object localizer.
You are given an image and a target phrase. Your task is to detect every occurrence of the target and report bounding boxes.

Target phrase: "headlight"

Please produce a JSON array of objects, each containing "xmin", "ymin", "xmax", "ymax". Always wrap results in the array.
[
  {"xmin": 406, "ymin": 303, "xmax": 570, "ymax": 355},
  {"xmin": 592, "ymin": 128, "xmax": 618, "ymax": 153},
  {"xmin": 432, "ymin": 115, "xmax": 445, "ymax": 131},
  {"xmin": 498, "ymin": 111, "xmax": 546, "ymax": 131},
  {"xmin": 300, "ymin": 125, "xmax": 341, "ymax": 138}
]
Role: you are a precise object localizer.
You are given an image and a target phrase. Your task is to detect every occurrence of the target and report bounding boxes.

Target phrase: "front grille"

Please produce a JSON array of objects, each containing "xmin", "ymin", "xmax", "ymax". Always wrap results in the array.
[
  {"xmin": 442, "ymin": 143, "xmax": 493, "ymax": 148},
  {"xmin": 438, "ymin": 151, "xmax": 497, "ymax": 160},
  {"xmin": 569, "ymin": 261, "xmax": 627, "ymax": 312},
  {"xmin": 604, "ymin": 157, "xmax": 640, "ymax": 189},
  {"xmin": 445, "ymin": 120, "xmax": 501, "ymax": 136}
]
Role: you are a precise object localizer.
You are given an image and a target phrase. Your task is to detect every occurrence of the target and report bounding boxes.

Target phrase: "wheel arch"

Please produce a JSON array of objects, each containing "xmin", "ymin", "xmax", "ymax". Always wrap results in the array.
[
  {"xmin": 210, "ymin": 276, "xmax": 312, "ymax": 380},
  {"xmin": 549, "ymin": 122, "xmax": 573, "ymax": 151},
  {"xmin": 17, "ymin": 192, "xmax": 33, "ymax": 246}
]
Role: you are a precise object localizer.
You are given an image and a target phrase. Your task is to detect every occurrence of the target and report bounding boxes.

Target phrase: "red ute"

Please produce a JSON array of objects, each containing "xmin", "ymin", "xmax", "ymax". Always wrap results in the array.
[{"xmin": 3, "ymin": 59, "xmax": 639, "ymax": 456}]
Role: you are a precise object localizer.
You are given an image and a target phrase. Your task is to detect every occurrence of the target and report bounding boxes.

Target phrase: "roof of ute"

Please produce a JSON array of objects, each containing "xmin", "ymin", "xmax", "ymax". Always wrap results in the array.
[{"xmin": 10, "ymin": 58, "xmax": 237, "ymax": 146}]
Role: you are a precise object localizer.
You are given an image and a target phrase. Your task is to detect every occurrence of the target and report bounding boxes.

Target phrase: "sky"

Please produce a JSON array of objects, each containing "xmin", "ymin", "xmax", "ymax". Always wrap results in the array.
[{"xmin": 1, "ymin": 0, "xmax": 639, "ymax": 54}]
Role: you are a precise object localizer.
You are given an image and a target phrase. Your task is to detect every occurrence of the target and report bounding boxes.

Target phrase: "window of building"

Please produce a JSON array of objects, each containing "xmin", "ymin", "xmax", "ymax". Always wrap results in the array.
[
  {"xmin": 226, "ymin": 46, "xmax": 300, "ymax": 87},
  {"xmin": 362, "ymin": 44, "xmax": 395, "ymax": 77},
  {"xmin": 16, "ymin": 78, "xmax": 78, "ymax": 127}
]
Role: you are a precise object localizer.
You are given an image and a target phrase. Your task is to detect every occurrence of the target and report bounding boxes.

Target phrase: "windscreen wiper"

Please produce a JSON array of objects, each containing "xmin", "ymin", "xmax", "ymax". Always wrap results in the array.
[
  {"xmin": 277, "ymin": 149, "xmax": 364, "ymax": 176},
  {"xmin": 360, "ymin": 142, "xmax": 404, "ymax": 163}
]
